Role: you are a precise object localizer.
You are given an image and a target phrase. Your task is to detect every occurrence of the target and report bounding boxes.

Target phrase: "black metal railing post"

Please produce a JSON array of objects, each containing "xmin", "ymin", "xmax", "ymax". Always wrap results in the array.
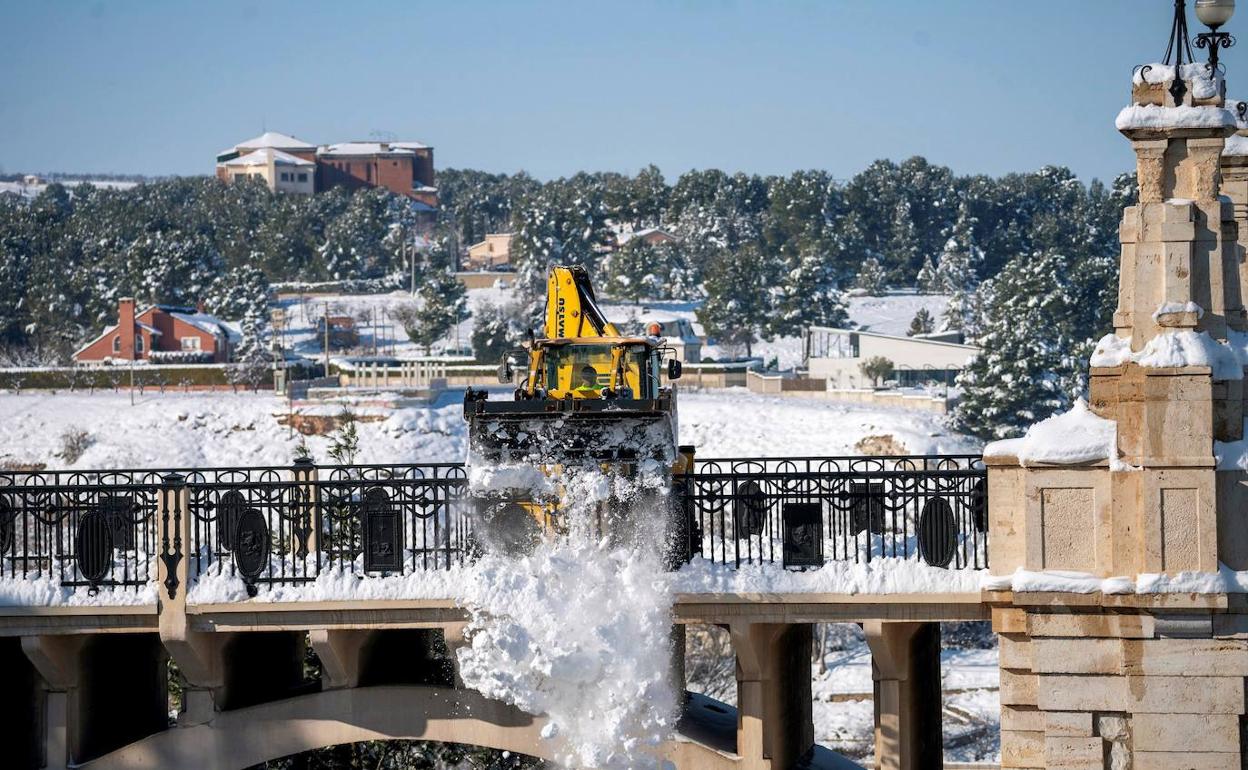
[
  {"xmin": 158, "ymin": 472, "xmax": 186, "ymax": 602},
  {"xmin": 291, "ymin": 457, "xmax": 319, "ymax": 565}
]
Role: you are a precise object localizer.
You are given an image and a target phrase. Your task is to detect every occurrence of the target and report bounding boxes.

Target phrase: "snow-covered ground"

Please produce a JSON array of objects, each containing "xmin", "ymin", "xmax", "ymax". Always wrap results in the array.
[
  {"xmin": 0, "ymin": 178, "xmax": 140, "ymax": 199},
  {"xmin": 0, "ymin": 388, "xmax": 977, "ymax": 470},
  {"xmin": 845, "ymin": 292, "xmax": 952, "ymax": 337}
]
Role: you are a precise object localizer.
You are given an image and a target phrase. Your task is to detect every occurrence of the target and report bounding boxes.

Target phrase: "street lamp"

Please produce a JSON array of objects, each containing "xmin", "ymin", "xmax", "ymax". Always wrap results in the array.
[
  {"xmin": 1195, "ymin": 0, "xmax": 1236, "ymax": 73},
  {"xmin": 1159, "ymin": 0, "xmax": 1198, "ymax": 104}
]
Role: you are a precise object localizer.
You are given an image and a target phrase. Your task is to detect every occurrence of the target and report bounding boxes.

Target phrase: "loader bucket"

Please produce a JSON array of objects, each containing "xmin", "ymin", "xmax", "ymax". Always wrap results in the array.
[{"xmin": 463, "ymin": 391, "xmax": 678, "ymax": 466}]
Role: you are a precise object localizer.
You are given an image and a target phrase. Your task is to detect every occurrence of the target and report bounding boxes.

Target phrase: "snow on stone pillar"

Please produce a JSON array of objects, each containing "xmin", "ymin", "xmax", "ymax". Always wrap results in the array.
[{"xmin": 1097, "ymin": 61, "xmax": 1247, "ymax": 460}]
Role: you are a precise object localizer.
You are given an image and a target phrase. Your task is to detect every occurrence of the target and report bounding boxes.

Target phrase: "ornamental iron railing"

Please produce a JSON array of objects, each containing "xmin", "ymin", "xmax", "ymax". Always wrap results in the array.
[
  {"xmin": 0, "ymin": 472, "xmax": 162, "ymax": 593},
  {"xmin": 184, "ymin": 463, "xmax": 472, "ymax": 597},
  {"xmin": 0, "ymin": 455, "xmax": 987, "ymax": 598},
  {"xmin": 674, "ymin": 455, "xmax": 988, "ymax": 571}
]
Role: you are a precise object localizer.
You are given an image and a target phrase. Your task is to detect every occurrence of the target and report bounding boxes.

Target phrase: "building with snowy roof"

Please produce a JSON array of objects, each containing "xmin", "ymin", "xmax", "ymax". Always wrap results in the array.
[
  {"xmin": 803, "ymin": 326, "xmax": 979, "ymax": 389},
  {"xmin": 317, "ymin": 141, "xmax": 436, "ymax": 207},
  {"xmin": 464, "ymin": 233, "xmax": 514, "ymax": 270},
  {"xmin": 615, "ymin": 226, "xmax": 678, "ymax": 248},
  {"xmin": 218, "ymin": 148, "xmax": 316, "ymax": 194},
  {"xmin": 73, "ymin": 298, "xmax": 240, "ymax": 365},
  {"xmin": 214, "ymin": 132, "xmax": 437, "ymax": 208}
]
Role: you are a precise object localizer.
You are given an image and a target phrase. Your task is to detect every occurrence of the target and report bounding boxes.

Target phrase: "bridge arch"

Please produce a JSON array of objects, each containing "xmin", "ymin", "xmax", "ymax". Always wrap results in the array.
[{"xmin": 80, "ymin": 685, "xmax": 554, "ymax": 770}]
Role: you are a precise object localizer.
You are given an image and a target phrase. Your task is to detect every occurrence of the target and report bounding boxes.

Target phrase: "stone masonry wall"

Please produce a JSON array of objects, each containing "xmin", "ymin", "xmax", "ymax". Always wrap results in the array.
[{"xmin": 995, "ymin": 603, "xmax": 1248, "ymax": 769}]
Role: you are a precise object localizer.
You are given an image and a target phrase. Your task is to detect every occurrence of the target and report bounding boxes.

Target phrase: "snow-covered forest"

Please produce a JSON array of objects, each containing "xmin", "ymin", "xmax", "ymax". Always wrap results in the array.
[{"xmin": 0, "ymin": 159, "xmax": 1136, "ymax": 437}]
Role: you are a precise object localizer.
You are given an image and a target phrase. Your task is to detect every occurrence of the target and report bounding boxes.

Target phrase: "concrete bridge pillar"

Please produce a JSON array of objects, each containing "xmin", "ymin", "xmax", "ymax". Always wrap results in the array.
[
  {"xmin": 309, "ymin": 629, "xmax": 372, "ymax": 689},
  {"xmin": 0, "ymin": 636, "xmax": 46, "ymax": 770},
  {"xmin": 729, "ymin": 622, "xmax": 813, "ymax": 770},
  {"xmin": 864, "ymin": 621, "xmax": 943, "ymax": 770},
  {"xmin": 20, "ymin": 633, "xmax": 167, "ymax": 769}
]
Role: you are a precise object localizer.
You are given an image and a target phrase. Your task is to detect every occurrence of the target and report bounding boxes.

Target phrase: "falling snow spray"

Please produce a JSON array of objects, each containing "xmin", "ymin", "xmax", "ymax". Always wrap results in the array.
[{"xmin": 456, "ymin": 418, "xmax": 681, "ymax": 769}]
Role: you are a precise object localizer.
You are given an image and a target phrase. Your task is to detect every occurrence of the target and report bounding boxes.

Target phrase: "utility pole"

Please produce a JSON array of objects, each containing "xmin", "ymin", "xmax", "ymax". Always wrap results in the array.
[
  {"xmin": 409, "ymin": 234, "xmax": 417, "ymax": 297},
  {"xmin": 323, "ymin": 304, "xmax": 331, "ymax": 379}
]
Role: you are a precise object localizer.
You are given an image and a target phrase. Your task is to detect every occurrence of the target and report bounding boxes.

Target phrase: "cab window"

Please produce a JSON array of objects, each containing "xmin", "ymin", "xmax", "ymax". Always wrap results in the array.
[{"xmin": 543, "ymin": 344, "xmax": 651, "ymax": 396}]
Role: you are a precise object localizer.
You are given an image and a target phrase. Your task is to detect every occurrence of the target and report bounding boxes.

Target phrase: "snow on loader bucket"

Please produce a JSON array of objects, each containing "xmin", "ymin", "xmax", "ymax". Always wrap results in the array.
[{"xmin": 463, "ymin": 391, "xmax": 677, "ymax": 465}]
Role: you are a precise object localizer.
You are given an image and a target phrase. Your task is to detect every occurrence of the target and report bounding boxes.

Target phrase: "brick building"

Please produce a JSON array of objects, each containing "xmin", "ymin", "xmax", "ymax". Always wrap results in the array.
[
  {"xmin": 215, "ymin": 132, "xmax": 436, "ymax": 209},
  {"xmin": 73, "ymin": 299, "xmax": 239, "ymax": 364}
]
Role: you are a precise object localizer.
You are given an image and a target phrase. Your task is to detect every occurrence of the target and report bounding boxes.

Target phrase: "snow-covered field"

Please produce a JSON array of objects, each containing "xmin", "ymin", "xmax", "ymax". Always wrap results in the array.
[
  {"xmin": 0, "ymin": 178, "xmax": 140, "ymax": 199},
  {"xmin": 0, "ymin": 388, "xmax": 977, "ymax": 470}
]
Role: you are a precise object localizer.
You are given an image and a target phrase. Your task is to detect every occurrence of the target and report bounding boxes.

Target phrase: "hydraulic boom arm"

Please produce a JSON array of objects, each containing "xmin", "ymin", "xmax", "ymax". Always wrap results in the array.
[{"xmin": 545, "ymin": 265, "xmax": 621, "ymax": 339}]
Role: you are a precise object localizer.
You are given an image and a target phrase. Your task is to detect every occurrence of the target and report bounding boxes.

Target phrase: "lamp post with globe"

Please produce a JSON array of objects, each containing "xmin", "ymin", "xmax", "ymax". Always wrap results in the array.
[{"xmin": 1195, "ymin": 0, "xmax": 1237, "ymax": 73}]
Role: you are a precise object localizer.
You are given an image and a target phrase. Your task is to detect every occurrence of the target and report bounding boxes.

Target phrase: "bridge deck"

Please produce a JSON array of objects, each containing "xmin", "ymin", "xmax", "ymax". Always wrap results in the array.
[{"xmin": 0, "ymin": 592, "xmax": 989, "ymax": 636}]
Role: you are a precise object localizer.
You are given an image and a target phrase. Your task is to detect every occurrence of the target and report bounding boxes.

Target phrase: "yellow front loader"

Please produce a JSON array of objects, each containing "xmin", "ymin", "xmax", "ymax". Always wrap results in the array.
[
  {"xmin": 463, "ymin": 265, "xmax": 684, "ymax": 465},
  {"xmin": 462, "ymin": 266, "xmax": 692, "ymax": 553}
]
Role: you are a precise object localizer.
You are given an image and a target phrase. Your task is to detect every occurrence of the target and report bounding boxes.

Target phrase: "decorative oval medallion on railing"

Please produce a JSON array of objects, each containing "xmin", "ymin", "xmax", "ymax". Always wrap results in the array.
[
  {"xmin": 918, "ymin": 497, "xmax": 957, "ymax": 568},
  {"xmin": 232, "ymin": 507, "xmax": 270, "ymax": 597},
  {"xmin": 732, "ymin": 480, "xmax": 767, "ymax": 537},
  {"xmin": 0, "ymin": 496, "xmax": 14, "ymax": 556},
  {"xmin": 75, "ymin": 510, "xmax": 115, "ymax": 591},
  {"xmin": 217, "ymin": 490, "xmax": 247, "ymax": 552}
]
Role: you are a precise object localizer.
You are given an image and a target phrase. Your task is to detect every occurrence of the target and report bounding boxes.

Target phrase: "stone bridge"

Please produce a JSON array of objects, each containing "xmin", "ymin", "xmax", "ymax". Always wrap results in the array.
[{"xmin": 0, "ymin": 456, "xmax": 988, "ymax": 770}]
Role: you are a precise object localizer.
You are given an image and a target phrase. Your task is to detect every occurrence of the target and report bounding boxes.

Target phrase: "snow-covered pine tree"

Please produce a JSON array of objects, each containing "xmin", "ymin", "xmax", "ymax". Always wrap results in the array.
[
  {"xmin": 934, "ymin": 247, "xmax": 970, "ymax": 296},
  {"xmin": 509, "ymin": 179, "xmax": 612, "ymax": 325},
  {"xmin": 915, "ymin": 256, "xmax": 940, "ymax": 294},
  {"xmin": 318, "ymin": 189, "xmax": 395, "ymax": 280},
  {"xmin": 769, "ymin": 243, "xmax": 849, "ymax": 337},
  {"xmin": 853, "ymin": 256, "xmax": 887, "ymax": 296},
  {"xmin": 954, "ymin": 250, "xmax": 1108, "ymax": 439},
  {"xmin": 942, "ymin": 287, "xmax": 972, "ymax": 334},
  {"xmin": 697, "ymin": 243, "xmax": 775, "ymax": 358},
  {"xmin": 228, "ymin": 309, "xmax": 272, "ymax": 391},
  {"xmin": 206, "ymin": 263, "xmax": 270, "ymax": 322},
  {"xmin": 933, "ymin": 203, "xmax": 985, "ymax": 332},
  {"xmin": 470, "ymin": 300, "xmax": 527, "ymax": 364},
  {"xmin": 603, "ymin": 240, "xmax": 662, "ymax": 302},
  {"xmin": 884, "ymin": 198, "xmax": 921, "ymax": 280},
  {"xmin": 401, "ymin": 269, "xmax": 470, "ymax": 355}
]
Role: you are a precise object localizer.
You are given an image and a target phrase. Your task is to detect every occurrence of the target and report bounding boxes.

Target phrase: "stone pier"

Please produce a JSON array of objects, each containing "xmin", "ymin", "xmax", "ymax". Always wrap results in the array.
[{"xmin": 987, "ymin": 52, "xmax": 1248, "ymax": 769}]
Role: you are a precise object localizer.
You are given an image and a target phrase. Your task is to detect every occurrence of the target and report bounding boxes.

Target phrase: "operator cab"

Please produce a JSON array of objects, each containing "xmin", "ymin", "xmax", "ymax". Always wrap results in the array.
[{"xmin": 539, "ymin": 339, "xmax": 665, "ymax": 400}]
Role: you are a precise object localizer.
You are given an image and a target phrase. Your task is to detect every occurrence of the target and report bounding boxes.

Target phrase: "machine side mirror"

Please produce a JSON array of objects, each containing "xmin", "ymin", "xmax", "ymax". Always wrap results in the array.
[
  {"xmin": 497, "ymin": 359, "xmax": 514, "ymax": 384},
  {"xmin": 667, "ymin": 359, "xmax": 683, "ymax": 380}
]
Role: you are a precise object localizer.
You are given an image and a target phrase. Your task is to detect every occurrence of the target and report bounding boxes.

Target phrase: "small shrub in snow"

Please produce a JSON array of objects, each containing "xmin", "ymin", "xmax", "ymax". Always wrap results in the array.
[
  {"xmin": 327, "ymin": 409, "xmax": 360, "ymax": 466},
  {"xmin": 57, "ymin": 428, "xmax": 93, "ymax": 464},
  {"xmin": 907, "ymin": 308, "xmax": 934, "ymax": 337}
]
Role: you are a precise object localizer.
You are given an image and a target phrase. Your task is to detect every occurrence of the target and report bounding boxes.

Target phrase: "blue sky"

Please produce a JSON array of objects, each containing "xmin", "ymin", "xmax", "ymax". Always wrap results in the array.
[{"xmin": 0, "ymin": 1, "xmax": 1218, "ymax": 184}]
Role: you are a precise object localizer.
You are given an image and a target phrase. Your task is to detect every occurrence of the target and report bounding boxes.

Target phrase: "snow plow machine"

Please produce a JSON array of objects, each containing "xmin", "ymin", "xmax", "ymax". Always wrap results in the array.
[{"xmin": 462, "ymin": 265, "xmax": 692, "ymax": 551}]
